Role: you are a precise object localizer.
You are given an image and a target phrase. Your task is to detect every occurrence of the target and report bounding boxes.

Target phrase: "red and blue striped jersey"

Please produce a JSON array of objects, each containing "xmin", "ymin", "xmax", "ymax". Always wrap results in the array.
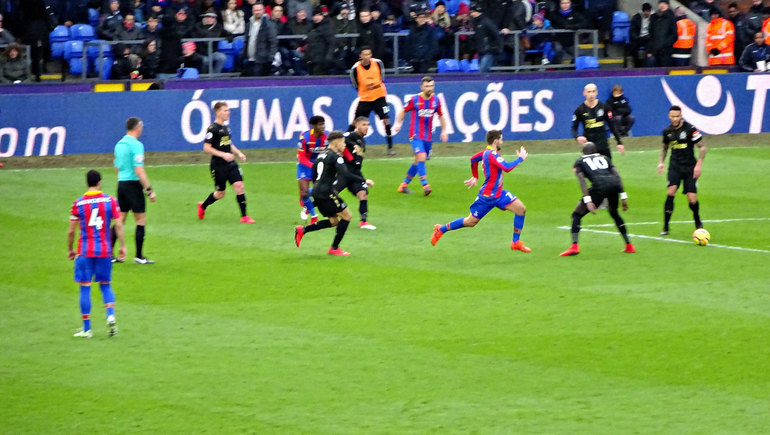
[
  {"xmin": 70, "ymin": 191, "xmax": 120, "ymax": 258},
  {"xmin": 470, "ymin": 147, "xmax": 524, "ymax": 198},
  {"xmin": 297, "ymin": 129, "xmax": 328, "ymax": 168},
  {"xmin": 404, "ymin": 93, "xmax": 443, "ymax": 141}
]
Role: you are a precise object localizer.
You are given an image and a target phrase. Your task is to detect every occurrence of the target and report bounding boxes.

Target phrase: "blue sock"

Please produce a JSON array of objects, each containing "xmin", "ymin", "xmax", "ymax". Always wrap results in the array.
[
  {"xmin": 79, "ymin": 285, "xmax": 91, "ymax": 331},
  {"xmin": 513, "ymin": 214, "xmax": 526, "ymax": 242},
  {"xmin": 99, "ymin": 283, "xmax": 115, "ymax": 318},
  {"xmin": 403, "ymin": 164, "xmax": 418, "ymax": 185},
  {"xmin": 302, "ymin": 196, "xmax": 315, "ymax": 216},
  {"xmin": 417, "ymin": 161, "xmax": 428, "ymax": 187},
  {"xmin": 440, "ymin": 217, "xmax": 466, "ymax": 233}
]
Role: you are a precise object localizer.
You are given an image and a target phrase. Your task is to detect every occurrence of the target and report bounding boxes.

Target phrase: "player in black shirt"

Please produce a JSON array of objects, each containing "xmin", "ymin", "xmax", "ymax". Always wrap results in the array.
[
  {"xmin": 560, "ymin": 142, "xmax": 635, "ymax": 256},
  {"xmin": 657, "ymin": 105, "xmax": 707, "ymax": 235},
  {"xmin": 196, "ymin": 102, "xmax": 254, "ymax": 223},
  {"xmin": 294, "ymin": 131, "xmax": 374, "ymax": 256},
  {"xmin": 339, "ymin": 116, "xmax": 376, "ymax": 230},
  {"xmin": 572, "ymin": 83, "xmax": 625, "ymax": 159}
]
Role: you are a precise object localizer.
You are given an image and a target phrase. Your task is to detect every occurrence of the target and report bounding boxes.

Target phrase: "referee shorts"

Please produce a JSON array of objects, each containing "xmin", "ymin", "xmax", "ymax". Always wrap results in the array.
[{"xmin": 117, "ymin": 180, "xmax": 145, "ymax": 213}]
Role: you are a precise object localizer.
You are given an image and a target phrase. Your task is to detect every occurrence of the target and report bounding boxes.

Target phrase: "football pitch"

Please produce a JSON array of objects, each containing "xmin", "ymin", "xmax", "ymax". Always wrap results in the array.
[{"xmin": 1, "ymin": 138, "xmax": 769, "ymax": 433}]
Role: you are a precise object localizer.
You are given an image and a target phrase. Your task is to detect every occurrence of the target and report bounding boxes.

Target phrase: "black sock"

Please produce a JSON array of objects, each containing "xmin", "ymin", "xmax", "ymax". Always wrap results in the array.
[
  {"xmin": 610, "ymin": 209, "xmax": 630, "ymax": 244},
  {"xmin": 571, "ymin": 212, "xmax": 581, "ymax": 244},
  {"xmin": 689, "ymin": 201, "xmax": 702, "ymax": 228},
  {"xmin": 332, "ymin": 219, "xmax": 350, "ymax": 249},
  {"xmin": 236, "ymin": 193, "xmax": 247, "ymax": 217},
  {"xmin": 304, "ymin": 219, "xmax": 332, "ymax": 233},
  {"xmin": 202, "ymin": 193, "xmax": 218, "ymax": 209},
  {"xmin": 359, "ymin": 200, "xmax": 368, "ymax": 222},
  {"xmin": 385, "ymin": 124, "xmax": 393, "ymax": 149},
  {"xmin": 664, "ymin": 195, "xmax": 675, "ymax": 230},
  {"xmin": 135, "ymin": 225, "xmax": 145, "ymax": 258}
]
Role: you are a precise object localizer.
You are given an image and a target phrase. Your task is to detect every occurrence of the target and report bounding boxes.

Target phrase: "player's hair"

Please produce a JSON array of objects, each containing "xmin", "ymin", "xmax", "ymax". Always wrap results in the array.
[
  {"xmin": 354, "ymin": 116, "xmax": 369, "ymax": 125},
  {"xmin": 125, "ymin": 117, "xmax": 142, "ymax": 131},
  {"xmin": 359, "ymin": 46, "xmax": 372, "ymax": 54},
  {"xmin": 327, "ymin": 130, "xmax": 345, "ymax": 142},
  {"xmin": 86, "ymin": 169, "xmax": 101, "ymax": 187},
  {"xmin": 309, "ymin": 115, "xmax": 325, "ymax": 126},
  {"xmin": 611, "ymin": 84, "xmax": 623, "ymax": 93},
  {"xmin": 213, "ymin": 101, "xmax": 228, "ymax": 113},
  {"xmin": 582, "ymin": 142, "xmax": 598, "ymax": 154},
  {"xmin": 486, "ymin": 130, "xmax": 502, "ymax": 144},
  {"xmin": 421, "ymin": 75, "xmax": 434, "ymax": 84},
  {"xmin": 669, "ymin": 105, "xmax": 682, "ymax": 112}
]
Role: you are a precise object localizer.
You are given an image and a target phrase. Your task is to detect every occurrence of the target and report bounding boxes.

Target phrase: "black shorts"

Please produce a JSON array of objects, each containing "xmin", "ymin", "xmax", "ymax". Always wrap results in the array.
[
  {"xmin": 210, "ymin": 162, "xmax": 243, "ymax": 191},
  {"xmin": 117, "ymin": 180, "xmax": 145, "ymax": 213},
  {"xmin": 355, "ymin": 97, "xmax": 390, "ymax": 121},
  {"xmin": 587, "ymin": 182, "xmax": 621, "ymax": 209},
  {"xmin": 589, "ymin": 137, "xmax": 612, "ymax": 160},
  {"xmin": 335, "ymin": 173, "xmax": 368, "ymax": 196},
  {"xmin": 313, "ymin": 192, "xmax": 347, "ymax": 217},
  {"xmin": 667, "ymin": 165, "xmax": 697, "ymax": 193}
]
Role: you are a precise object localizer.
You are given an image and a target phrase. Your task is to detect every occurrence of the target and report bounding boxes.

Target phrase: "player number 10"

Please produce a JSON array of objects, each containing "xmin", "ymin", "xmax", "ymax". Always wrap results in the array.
[{"xmin": 583, "ymin": 156, "xmax": 609, "ymax": 171}]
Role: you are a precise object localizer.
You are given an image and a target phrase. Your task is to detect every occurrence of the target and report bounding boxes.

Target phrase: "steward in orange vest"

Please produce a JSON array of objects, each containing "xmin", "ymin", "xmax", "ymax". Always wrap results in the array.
[
  {"xmin": 349, "ymin": 47, "xmax": 394, "ymax": 154},
  {"xmin": 706, "ymin": 9, "xmax": 736, "ymax": 65},
  {"xmin": 764, "ymin": 17, "xmax": 770, "ymax": 45},
  {"xmin": 672, "ymin": 7, "xmax": 695, "ymax": 66}
]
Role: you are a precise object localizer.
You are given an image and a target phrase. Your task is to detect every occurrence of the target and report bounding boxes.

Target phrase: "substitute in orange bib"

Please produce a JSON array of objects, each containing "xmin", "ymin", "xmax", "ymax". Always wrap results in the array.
[
  {"xmin": 672, "ymin": 7, "xmax": 695, "ymax": 66},
  {"xmin": 706, "ymin": 7, "xmax": 735, "ymax": 65},
  {"xmin": 348, "ymin": 46, "xmax": 395, "ymax": 156}
]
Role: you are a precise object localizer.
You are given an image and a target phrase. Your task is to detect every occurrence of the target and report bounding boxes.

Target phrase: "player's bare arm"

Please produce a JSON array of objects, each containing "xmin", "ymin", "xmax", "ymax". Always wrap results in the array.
[
  {"xmin": 204, "ymin": 141, "xmax": 234, "ymax": 162},
  {"xmin": 439, "ymin": 114, "xmax": 448, "ymax": 143},
  {"xmin": 464, "ymin": 177, "xmax": 477, "ymax": 189},
  {"xmin": 575, "ymin": 170, "xmax": 597, "ymax": 214},
  {"xmin": 657, "ymin": 143, "xmax": 669, "ymax": 174},
  {"xmin": 67, "ymin": 220, "xmax": 78, "ymax": 260},
  {"xmin": 392, "ymin": 109, "xmax": 406, "ymax": 134},
  {"xmin": 694, "ymin": 143, "xmax": 707, "ymax": 178},
  {"xmin": 230, "ymin": 144, "xmax": 246, "ymax": 162},
  {"xmin": 134, "ymin": 165, "xmax": 156, "ymax": 202},
  {"xmin": 114, "ymin": 215, "xmax": 127, "ymax": 260}
]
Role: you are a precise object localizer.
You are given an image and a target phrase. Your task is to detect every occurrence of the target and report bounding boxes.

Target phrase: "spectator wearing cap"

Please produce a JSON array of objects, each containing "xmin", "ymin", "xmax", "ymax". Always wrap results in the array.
[
  {"xmin": 646, "ymin": 0, "xmax": 677, "ymax": 67},
  {"xmin": 452, "ymin": 1, "xmax": 475, "ymax": 60},
  {"xmin": 469, "ymin": 3, "xmax": 500, "ymax": 72},
  {"xmin": 305, "ymin": 5, "xmax": 336, "ymax": 74},
  {"xmin": 356, "ymin": 8, "xmax": 386, "ymax": 62},
  {"xmin": 706, "ymin": 6, "xmax": 735, "ymax": 65},
  {"xmin": 194, "ymin": 11, "xmax": 230, "ymax": 73},
  {"xmin": 630, "ymin": 2, "xmax": 652, "ymax": 67},
  {"xmin": 99, "ymin": 0, "xmax": 125, "ymax": 40},
  {"xmin": 194, "ymin": 0, "xmax": 221, "ymax": 20},
  {"xmin": 242, "ymin": 2, "xmax": 278, "ymax": 76},
  {"xmin": 159, "ymin": 6, "xmax": 195, "ymax": 75},
  {"xmin": 289, "ymin": 0, "xmax": 314, "ymax": 20},
  {"xmin": 405, "ymin": 7, "xmax": 437, "ymax": 73},
  {"xmin": 223, "ymin": 0, "xmax": 246, "ymax": 35},
  {"xmin": 525, "ymin": 11, "xmax": 565, "ymax": 64}
]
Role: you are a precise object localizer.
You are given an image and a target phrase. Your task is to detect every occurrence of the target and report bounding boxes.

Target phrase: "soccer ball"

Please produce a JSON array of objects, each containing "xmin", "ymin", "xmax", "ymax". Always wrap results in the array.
[{"xmin": 693, "ymin": 228, "xmax": 710, "ymax": 246}]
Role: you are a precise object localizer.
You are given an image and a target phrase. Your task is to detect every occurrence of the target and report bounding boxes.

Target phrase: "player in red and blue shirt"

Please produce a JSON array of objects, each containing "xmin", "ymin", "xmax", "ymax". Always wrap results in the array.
[
  {"xmin": 431, "ymin": 130, "xmax": 532, "ymax": 252},
  {"xmin": 394, "ymin": 76, "xmax": 448, "ymax": 196},
  {"xmin": 296, "ymin": 115, "xmax": 327, "ymax": 223},
  {"xmin": 67, "ymin": 170, "xmax": 126, "ymax": 338}
]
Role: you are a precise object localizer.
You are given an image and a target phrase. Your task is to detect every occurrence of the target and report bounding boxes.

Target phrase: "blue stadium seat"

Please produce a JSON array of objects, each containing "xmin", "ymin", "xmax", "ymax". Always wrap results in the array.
[
  {"xmin": 468, "ymin": 58, "xmax": 479, "ymax": 72},
  {"xmin": 88, "ymin": 8, "xmax": 99, "ymax": 27},
  {"xmin": 50, "ymin": 25, "xmax": 70, "ymax": 59},
  {"xmin": 177, "ymin": 67, "xmax": 199, "ymax": 79},
  {"xmin": 64, "ymin": 40, "xmax": 86, "ymax": 75},
  {"xmin": 445, "ymin": 0, "xmax": 470, "ymax": 15},
  {"xmin": 436, "ymin": 58, "xmax": 460, "ymax": 73},
  {"xmin": 612, "ymin": 11, "xmax": 630, "ymax": 44},
  {"xmin": 575, "ymin": 55, "xmax": 599, "ymax": 70},
  {"xmin": 459, "ymin": 58, "xmax": 470, "ymax": 72},
  {"xmin": 101, "ymin": 57, "xmax": 113, "ymax": 80},
  {"xmin": 71, "ymin": 24, "xmax": 97, "ymax": 41}
]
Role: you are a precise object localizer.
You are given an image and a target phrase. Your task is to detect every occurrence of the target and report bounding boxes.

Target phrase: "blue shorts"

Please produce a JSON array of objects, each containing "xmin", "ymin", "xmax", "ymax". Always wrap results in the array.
[
  {"xmin": 74, "ymin": 256, "xmax": 112, "ymax": 284},
  {"xmin": 411, "ymin": 138, "xmax": 432, "ymax": 155},
  {"xmin": 469, "ymin": 190, "xmax": 517, "ymax": 219},
  {"xmin": 297, "ymin": 164, "xmax": 313, "ymax": 180}
]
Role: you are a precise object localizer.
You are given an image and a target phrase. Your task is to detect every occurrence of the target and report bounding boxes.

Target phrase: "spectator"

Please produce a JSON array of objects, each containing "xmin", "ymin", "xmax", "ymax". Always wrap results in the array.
[
  {"xmin": 629, "ymin": 2, "xmax": 652, "ymax": 67},
  {"xmin": 305, "ymin": 5, "xmax": 335, "ymax": 75},
  {"xmin": 99, "ymin": 0, "xmax": 125, "ymax": 40},
  {"xmin": 148, "ymin": 0, "xmax": 165, "ymax": 18},
  {"xmin": 706, "ymin": 7, "xmax": 735, "ymax": 65},
  {"xmin": 745, "ymin": 0, "xmax": 766, "ymax": 38},
  {"xmin": 110, "ymin": 42, "xmax": 141, "ymax": 79},
  {"xmin": 266, "ymin": 0, "xmax": 289, "ymax": 23},
  {"xmin": 194, "ymin": 11, "xmax": 230, "ymax": 74},
  {"xmin": 728, "ymin": 2, "xmax": 751, "ymax": 60},
  {"xmin": 241, "ymin": 0, "xmax": 258, "ymax": 21},
  {"xmin": 739, "ymin": 31, "xmax": 770, "ymax": 71},
  {"xmin": 289, "ymin": 0, "xmax": 314, "ymax": 20},
  {"xmin": 672, "ymin": 6, "xmax": 695, "ymax": 66},
  {"xmin": 646, "ymin": 0, "xmax": 676, "ymax": 67},
  {"xmin": 0, "ymin": 13, "xmax": 14, "ymax": 45},
  {"xmin": 222, "ymin": 0, "xmax": 245, "ymax": 35},
  {"xmin": 139, "ymin": 37, "xmax": 160, "ymax": 78},
  {"xmin": 431, "ymin": 1, "xmax": 453, "ymax": 59},
  {"xmin": 585, "ymin": 0, "xmax": 615, "ymax": 47},
  {"xmin": 142, "ymin": 14, "xmax": 162, "ymax": 40},
  {"xmin": 19, "ymin": 0, "xmax": 50, "ymax": 81},
  {"xmin": 526, "ymin": 11, "xmax": 566, "ymax": 64},
  {"xmin": 0, "ymin": 43, "xmax": 31, "ymax": 83},
  {"xmin": 691, "ymin": 0, "xmax": 724, "ymax": 22},
  {"xmin": 271, "ymin": 4, "xmax": 305, "ymax": 75},
  {"xmin": 194, "ymin": 0, "xmax": 220, "ymax": 20},
  {"xmin": 332, "ymin": 2, "xmax": 357, "ymax": 69},
  {"xmin": 381, "ymin": 12, "xmax": 401, "ymax": 33},
  {"xmin": 133, "ymin": 0, "xmax": 148, "ymax": 23},
  {"xmin": 61, "ymin": 1, "xmax": 92, "ymax": 27},
  {"xmin": 452, "ymin": 2, "xmax": 475, "ymax": 60},
  {"xmin": 469, "ymin": 3, "xmax": 500, "ymax": 72},
  {"xmin": 548, "ymin": 0, "xmax": 587, "ymax": 55},
  {"xmin": 606, "ymin": 84, "xmax": 634, "ymax": 136},
  {"xmin": 357, "ymin": 8, "xmax": 386, "ymax": 61},
  {"xmin": 499, "ymin": 0, "xmax": 530, "ymax": 64},
  {"xmin": 405, "ymin": 8, "xmax": 437, "ymax": 73},
  {"xmin": 116, "ymin": 12, "xmax": 144, "ymax": 40},
  {"xmin": 178, "ymin": 39, "xmax": 204, "ymax": 71},
  {"xmin": 158, "ymin": 7, "xmax": 194, "ymax": 75},
  {"xmin": 241, "ymin": 2, "xmax": 278, "ymax": 76}
]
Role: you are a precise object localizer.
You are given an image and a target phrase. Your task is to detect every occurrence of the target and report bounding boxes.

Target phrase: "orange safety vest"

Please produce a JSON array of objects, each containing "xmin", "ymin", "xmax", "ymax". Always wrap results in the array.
[
  {"xmin": 674, "ymin": 18, "xmax": 696, "ymax": 49},
  {"xmin": 764, "ymin": 18, "xmax": 770, "ymax": 45},
  {"xmin": 354, "ymin": 59, "xmax": 387, "ymax": 102},
  {"xmin": 706, "ymin": 17, "xmax": 735, "ymax": 65}
]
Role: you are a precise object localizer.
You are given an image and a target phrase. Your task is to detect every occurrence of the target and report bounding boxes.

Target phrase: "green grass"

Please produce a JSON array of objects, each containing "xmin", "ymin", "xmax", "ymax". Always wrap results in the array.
[{"xmin": 1, "ymin": 141, "xmax": 770, "ymax": 433}]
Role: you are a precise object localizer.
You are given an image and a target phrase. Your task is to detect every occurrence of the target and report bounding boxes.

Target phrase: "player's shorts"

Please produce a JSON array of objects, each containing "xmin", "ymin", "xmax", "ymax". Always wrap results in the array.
[
  {"xmin": 355, "ymin": 97, "xmax": 390, "ymax": 120},
  {"xmin": 667, "ymin": 165, "xmax": 697, "ymax": 193},
  {"xmin": 587, "ymin": 183, "xmax": 621, "ymax": 210},
  {"xmin": 74, "ymin": 256, "xmax": 112, "ymax": 284},
  {"xmin": 469, "ymin": 190, "xmax": 517, "ymax": 219},
  {"xmin": 117, "ymin": 180, "xmax": 145, "ymax": 213},
  {"xmin": 297, "ymin": 163, "xmax": 313, "ymax": 180},
  {"xmin": 211, "ymin": 162, "xmax": 243, "ymax": 191},
  {"xmin": 411, "ymin": 138, "xmax": 432, "ymax": 155},
  {"xmin": 337, "ymin": 176, "xmax": 368, "ymax": 196},
  {"xmin": 313, "ymin": 192, "xmax": 348, "ymax": 217}
]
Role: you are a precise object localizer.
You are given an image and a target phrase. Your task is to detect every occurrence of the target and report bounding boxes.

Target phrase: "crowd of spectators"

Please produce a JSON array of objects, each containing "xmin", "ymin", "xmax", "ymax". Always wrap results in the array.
[{"xmin": 0, "ymin": 0, "xmax": 768, "ymax": 81}]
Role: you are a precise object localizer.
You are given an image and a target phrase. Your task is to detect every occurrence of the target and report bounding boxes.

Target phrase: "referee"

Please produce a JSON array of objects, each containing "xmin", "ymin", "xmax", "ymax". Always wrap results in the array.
[{"xmin": 114, "ymin": 117, "xmax": 156, "ymax": 264}]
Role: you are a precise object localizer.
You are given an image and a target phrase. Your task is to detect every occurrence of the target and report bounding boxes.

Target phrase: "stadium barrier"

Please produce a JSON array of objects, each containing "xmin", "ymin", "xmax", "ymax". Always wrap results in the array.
[{"xmin": 1, "ymin": 72, "xmax": 768, "ymax": 157}]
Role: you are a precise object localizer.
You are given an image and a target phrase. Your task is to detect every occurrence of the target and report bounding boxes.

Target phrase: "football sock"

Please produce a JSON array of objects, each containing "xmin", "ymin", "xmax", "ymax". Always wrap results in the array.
[
  {"xmin": 609, "ymin": 208, "xmax": 630, "ymax": 243},
  {"xmin": 385, "ymin": 124, "xmax": 393, "ymax": 149},
  {"xmin": 689, "ymin": 201, "xmax": 702, "ymax": 228},
  {"xmin": 304, "ymin": 219, "xmax": 332, "ymax": 233},
  {"xmin": 417, "ymin": 161, "xmax": 428, "ymax": 187},
  {"xmin": 202, "ymin": 192, "xmax": 218, "ymax": 209},
  {"xmin": 237, "ymin": 193, "xmax": 247, "ymax": 217},
  {"xmin": 571, "ymin": 212, "xmax": 582, "ymax": 243},
  {"xmin": 99, "ymin": 283, "xmax": 116, "ymax": 318},
  {"xmin": 80, "ymin": 285, "xmax": 91, "ymax": 331},
  {"xmin": 512, "ymin": 214, "xmax": 526, "ymax": 242},
  {"xmin": 440, "ymin": 217, "xmax": 466, "ymax": 233},
  {"xmin": 135, "ymin": 225, "xmax": 145, "ymax": 258},
  {"xmin": 359, "ymin": 199, "xmax": 368, "ymax": 222},
  {"xmin": 403, "ymin": 164, "xmax": 417, "ymax": 185},
  {"xmin": 302, "ymin": 196, "xmax": 316, "ymax": 216},
  {"xmin": 332, "ymin": 219, "xmax": 350, "ymax": 249},
  {"xmin": 664, "ymin": 195, "xmax": 675, "ymax": 229}
]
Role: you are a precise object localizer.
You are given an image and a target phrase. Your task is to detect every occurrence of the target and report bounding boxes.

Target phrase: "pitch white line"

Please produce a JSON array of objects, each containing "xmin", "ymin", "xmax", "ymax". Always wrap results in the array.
[
  {"xmin": 557, "ymin": 226, "xmax": 770, "ymax": 254},
  {"xmin": 581, "ymin": 218, "xmax": 770, "ymax": 228}
]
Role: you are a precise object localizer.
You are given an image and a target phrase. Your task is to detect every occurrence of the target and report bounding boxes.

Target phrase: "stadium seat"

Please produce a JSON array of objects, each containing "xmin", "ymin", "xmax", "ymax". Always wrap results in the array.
[
  {"xmin": 218, "ymin": 39, "xmax": 242, "ymax": 72},
  {"xmin": 445, "ymin": 0, "xmax": 470, "ymax": 16},
  {"xmin": 49, "ymin": 25, "xmax": 70, "ymax": 59},
  {"xmin": 611, "ymin": 11, "xmax": 631, "ymax": 44},
  {"xmin": 436, "ymin": 58, "xmax": 460, "ymax": 73},
  {"xmin": 468, "ymin": 58, "xmax": 479, "ymax": 72},
  {"xmin": 575, "ymin": 55, "xmax": 599, "ymax": 70},
  {"xmin": 459, "ymin": 58, "xmax": 470, "ymax": 72},
  {"xmin": 101, "ymin": 57, "xmax": 113, "ymax": 80},
  {"xmin": 64, "ymin": 40, "xmax": 86, "ymax": 75},
  {"xmin": 71, "ymin": 24, "xmax": 97, "ymax": 41},
  {"xmin": 88, "ymin": 8, "xmax": 99, "ymax": 27},
  {"xmin": 177, "ymin": 67, "xmax": 199, "ymax": 79}
]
